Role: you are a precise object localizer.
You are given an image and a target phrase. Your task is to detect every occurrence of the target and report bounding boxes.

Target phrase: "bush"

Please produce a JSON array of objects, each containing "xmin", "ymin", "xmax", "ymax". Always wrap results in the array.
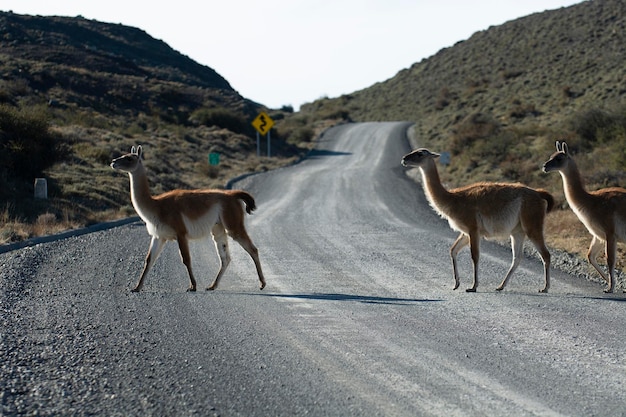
[
  {"xmin": 189, "ymin": 107, "xmax": 248, "ymax": 134},
  {"xmin": 287, "ymin": 126, "xmax": 315, "ymax": 144},
  {"xmin": 449, "ymin": 112, "xmax": 501, "ymax": 155},
  {"xmin": 567, "ymin": 106, "xmax": 626, "ymax": 171},
  {"xmin": 569, "ymin": 107, "xmax": 626, "ymax": 147},
  {"xmin": 0, "ymin": 104, "xmax": 63, "ymax": 182}
]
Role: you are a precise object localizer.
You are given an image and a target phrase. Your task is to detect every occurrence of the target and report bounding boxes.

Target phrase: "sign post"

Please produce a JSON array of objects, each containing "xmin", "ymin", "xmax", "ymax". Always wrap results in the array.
[
  {"xmin": 252, "ymin": 111, "xmax": 275, "ymax": 157},
  {"xmin": 208, "ymin": 153, "xmax": 220, "ymax": 166}
]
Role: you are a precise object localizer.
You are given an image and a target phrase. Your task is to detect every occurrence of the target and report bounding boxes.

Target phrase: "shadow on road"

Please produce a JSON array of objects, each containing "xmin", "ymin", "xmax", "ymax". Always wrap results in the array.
[
  {"xmin": 306, "ymin": 149, "xmax": 352, "ymax": 159},
  {"xmin": 570, "ymin": 294, "xmax": 626, "ymax": 302},
  {"xmin": 246, "ymin": 292, "xmax": 443, "ymax": 305}
]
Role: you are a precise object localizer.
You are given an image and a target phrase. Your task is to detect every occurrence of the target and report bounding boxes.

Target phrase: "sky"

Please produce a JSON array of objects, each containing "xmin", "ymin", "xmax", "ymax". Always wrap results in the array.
[{"xmin": 3, "ymin": 1, "xmax": 583, "ymax": 110}]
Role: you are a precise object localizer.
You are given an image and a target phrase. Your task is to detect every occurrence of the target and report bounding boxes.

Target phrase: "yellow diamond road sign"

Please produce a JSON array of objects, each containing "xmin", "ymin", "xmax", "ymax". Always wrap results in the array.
[{"xmin": 252, "ymin": 112, "xmax": 274, "ymax": 135}]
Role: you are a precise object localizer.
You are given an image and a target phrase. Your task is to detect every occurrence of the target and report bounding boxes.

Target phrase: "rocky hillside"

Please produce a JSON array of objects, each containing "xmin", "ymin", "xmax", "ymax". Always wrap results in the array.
[
  {"xmin": 331, "ymin": 0, "xmax": 624, "ymax": 123},
  {"xmin": 310, "ymin": 0, "xmax": 624, "ymax": 121},
  {"xmin": 0, "ymin": 12, "xmax": 301, "ymax": 242},
  {"xmin": 300, "ymin": 0, "xmax": 625, "ymax": 187},
  {"xmin": 0, "ymin": 12, "xmax": 239, "ymax": 113}
]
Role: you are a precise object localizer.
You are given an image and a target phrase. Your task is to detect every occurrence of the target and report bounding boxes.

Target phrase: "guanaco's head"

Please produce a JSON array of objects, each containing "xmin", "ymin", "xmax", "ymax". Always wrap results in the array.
[
  {"xmin": 401, "ymin": 148, "xmax": 440, "ymax": 168},
  {"xmin": 542, "ymin": 141, "xmax": 571, "ymax": 173},
  {"xmin": 111, "ymin": 145, "xmax": 143, "ymax": 173}
]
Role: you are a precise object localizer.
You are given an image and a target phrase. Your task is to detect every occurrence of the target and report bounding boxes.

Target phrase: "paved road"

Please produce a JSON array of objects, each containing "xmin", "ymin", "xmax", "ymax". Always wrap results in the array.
[{"xmin": 2, "ymin": 122, "xmax": 625, "ymax": 416}]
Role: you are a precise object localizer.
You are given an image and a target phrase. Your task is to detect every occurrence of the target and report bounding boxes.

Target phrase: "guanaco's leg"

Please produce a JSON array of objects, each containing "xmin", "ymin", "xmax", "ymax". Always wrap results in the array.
[
  {"xmin": 587, "ymin": 236, "xmax": 610, "ymax": 290},
  {"xmin": 176, "ymin": 235, "xmax": 197, "ymax": 292},
  {"xmin": 133, "ymin": 236, "xmax": 167, "ymax": 292},
  {"xmin": 220, "ymin": 205, "xmax": 266, "ymax": 290},
  {"xmin": 529, "ymin": 235, "xmax": 551, "ymax": 294},
  {"xmin": 519, "ymin": 201, "xmax": 551, "ymax": 293},
  {"xmin": 450, "ymin": 233, "xmax": 469, "ymax": 290},
  {"xmin": 232, "ymin": 232, "xmax": 266, "ymax": 290},
  {"xmin": 496, "ymin": 232, "xmax": 525, "ymax": 292},
  {"xmin": 604, "ymin": 234, "xmax": 617, "ymax": 293},
  {"xmin": 467, "ymin": 232, "xmax": 481, "ymax": 292},
  {"xmin": 207, "ymin": 223, "xmax": 231, "ymax": 291}
]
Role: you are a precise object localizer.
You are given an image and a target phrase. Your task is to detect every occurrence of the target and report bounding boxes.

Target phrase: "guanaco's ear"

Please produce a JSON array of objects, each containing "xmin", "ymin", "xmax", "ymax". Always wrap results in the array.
[
  {"xmin": 555, "ymin": 141, "xmax": 561, "ymax": 152},
  {"xmin": 131, "ymin": 145, "xmax": 137, "ymax": 154},
  {"xmin": 136, "ymin": 145, "xmax": 143, "ymax": 159},
  {"xmin": 561, "ymin": 142, "xmax": 569, "ymax": 155}
]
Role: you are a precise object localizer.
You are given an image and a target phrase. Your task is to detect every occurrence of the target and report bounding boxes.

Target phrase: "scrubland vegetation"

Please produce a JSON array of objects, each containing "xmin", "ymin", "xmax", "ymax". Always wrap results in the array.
[{"xmin": 0, "ymin": 98, "xmax": 307, "ymax": 243}]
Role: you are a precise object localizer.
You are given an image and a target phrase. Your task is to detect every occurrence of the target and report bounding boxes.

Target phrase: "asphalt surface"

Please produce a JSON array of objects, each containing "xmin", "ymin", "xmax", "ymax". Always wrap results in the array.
[{"xmin": 1, "ymin": 122, "xmax": 625, "ymax": 416}]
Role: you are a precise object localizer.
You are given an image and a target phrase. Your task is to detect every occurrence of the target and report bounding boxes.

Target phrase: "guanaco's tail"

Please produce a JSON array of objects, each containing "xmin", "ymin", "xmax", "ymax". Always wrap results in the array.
[
  {"xmin": 230, "ymin": 190, "xmax": 257, "ymax": 214},
  {"xmin": 537, "ymin": 189, "xmax": 555, "ymax": 213}
]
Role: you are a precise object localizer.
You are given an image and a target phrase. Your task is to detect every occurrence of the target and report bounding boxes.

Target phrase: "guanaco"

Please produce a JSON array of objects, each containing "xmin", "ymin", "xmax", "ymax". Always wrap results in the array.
[
  {"xmin": 543, "ymin": 141, "xmax": 626, "ymax": 293},
  {"xmin": 111, "ymin": 145, "xmax": 266, "ymax": 292},
  {"xmin": 402, "ymin": 148, "xmax": 554, "ymax": 292}
]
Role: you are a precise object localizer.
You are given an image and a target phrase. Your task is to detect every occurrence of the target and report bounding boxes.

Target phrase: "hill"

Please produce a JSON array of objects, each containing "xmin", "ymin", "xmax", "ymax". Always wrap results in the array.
[
  {"xmin": 318, "ymin": 0, "xmax": 625, "ymax": 123},
  {"xmin": 302, "ymin": 0, "xmax": 625, "ymax": 185},
  {"xmin": 0, "ymin": 12, "xmax": 303, "ymax": 242}
]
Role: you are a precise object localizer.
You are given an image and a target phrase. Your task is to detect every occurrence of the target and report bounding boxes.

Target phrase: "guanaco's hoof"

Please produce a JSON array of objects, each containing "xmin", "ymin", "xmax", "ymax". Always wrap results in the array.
[
  {"xmin": 187, "ymin": 287, "xmax": 196, "ymax": 292},
  {"xmin": 259, "ymin": 282, "xmax": 266, "ymax": 290},
  {"xmin": 466, "ymin": 288, "xmax": 477, "ymax": 293},
  {"xmin": 206, "ymin": 286, "xmax": 216, "ymax": 291},
  {"xmin": 495, "ymin": 287, "xmax": 504, "ymax": 292}
]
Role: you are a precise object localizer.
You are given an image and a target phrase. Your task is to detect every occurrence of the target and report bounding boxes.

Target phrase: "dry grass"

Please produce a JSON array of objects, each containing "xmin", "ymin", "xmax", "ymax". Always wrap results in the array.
[
  {"xmin": 545, "ymin": 208, "xmax": 626, "ymax": 274},
  {"xmin": 0, "ymin": 205, "xmax": 88, "ymax": 244},
  {"xmin": 0, "ymin": 119, "xmax": 302, "ymax": 245},
  {"xmin": 544, "ymin": 209, "xmax": 590, "ymax": 258}
]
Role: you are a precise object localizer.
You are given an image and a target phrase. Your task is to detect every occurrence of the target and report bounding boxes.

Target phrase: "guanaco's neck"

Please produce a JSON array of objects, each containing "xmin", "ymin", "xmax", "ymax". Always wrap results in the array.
[
  {"xmin": 128, "ymin": 163, "xmax": 157, "ymax": 218},
  {"xmin": 419, "ymin": 159, "xmax": 453, "ymax": 210},
  {"xmin": 559, "ymin": 159, "xmax": 592, "ymax": 208}
]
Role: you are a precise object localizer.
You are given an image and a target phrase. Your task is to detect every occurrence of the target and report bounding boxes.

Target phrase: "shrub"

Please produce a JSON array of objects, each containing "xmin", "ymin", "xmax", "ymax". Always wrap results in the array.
[
  {"xmin": 569, "ymin": 107, "xmax": 626, "ymax": 146},
  {"xmin": 435, "ymin": 87, "xmax": 452, "ymax": 110},
  {"xmin": 571, "ymin": 108, "xmax": 611, "ymax": 144},
  {"xmin": 449, "ymin": 112, "xmax": 501, "ymax": 155},
  {"xmin": 73, "ymin": 142, "xmax": 113, "ymax": 165},
  {"xmin": 189, "ymin": 107, "xmax": 248, "ymax": 134},
  {"xmin": 0, "ymin": 104, "xmax": 63, "ymax": 182},
  {"xmin": 567, "ymin": 106, "xmax": 626, "ymax": 170},
  {"xmin": 286, "ymin": 126, "xmax": 315, "ymax": 144}
]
